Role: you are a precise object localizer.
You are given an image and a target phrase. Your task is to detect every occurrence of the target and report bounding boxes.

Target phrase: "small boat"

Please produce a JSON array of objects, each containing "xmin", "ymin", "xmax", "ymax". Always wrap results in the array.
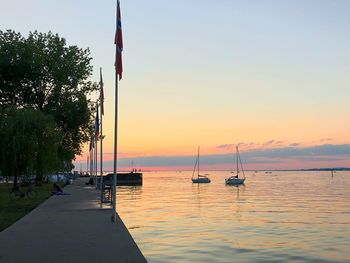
[
  {"xmin": 191, "ymin": 146, "xmax": 211, "ymax": 183},
  {"xmin": 225, "ymin": 145, "xmax": 245, "ymax": 185}
]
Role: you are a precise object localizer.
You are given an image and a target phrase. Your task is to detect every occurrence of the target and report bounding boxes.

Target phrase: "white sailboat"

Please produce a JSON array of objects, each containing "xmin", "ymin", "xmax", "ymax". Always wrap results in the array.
[
  {"xmin": 191, "ymin": 146, "xmax": 211, "ymax": 183},
  {"xmin": 225, "ymin": 145, "xmax": 245, "ymax": 185}
]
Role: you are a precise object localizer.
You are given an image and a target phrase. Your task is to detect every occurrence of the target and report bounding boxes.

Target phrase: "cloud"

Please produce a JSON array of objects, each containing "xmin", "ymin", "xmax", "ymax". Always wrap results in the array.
[
  {"xmin": 115, "ymin": 144, "xmax": 350, "ymax": 168},
  {"xmin": 320, "ymin": 138, "xmax": 333, "ymax": 142},
  {"xmin": 76, "ymin": 144, "xmax": 350, "ymax": 170},
  {"xmin": 217, "ymin": 140, "xmax": 285, "ymax": 151},
  {"xmin": 262, "ymin": 139, "xmax": 276, "ymax": 147},
  {"xmin": 242, "ymin": 144, "xmax": 350, "ymax": 163},
  {"xmin": 216, "ymin": 144, "xmax": 235, "ymax": 150},
  {"xmin": 289, "ymin": 143, "xmax": 300, "ymax": 147}
]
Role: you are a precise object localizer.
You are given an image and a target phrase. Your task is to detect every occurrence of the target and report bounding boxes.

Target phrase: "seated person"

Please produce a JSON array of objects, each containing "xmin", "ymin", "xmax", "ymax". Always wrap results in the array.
[
  {"xmin": 85, "ymin": 178, "xmax": 93, "ymax": 185},
  {"xmin": 52, "ymin": 183, "xmax": 63, "ymax": 193}
]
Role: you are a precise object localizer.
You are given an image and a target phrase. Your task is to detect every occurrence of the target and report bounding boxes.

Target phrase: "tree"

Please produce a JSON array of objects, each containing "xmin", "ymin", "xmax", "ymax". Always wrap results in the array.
[
  {"xmin": 0, "ymin": 30, "xmax": 26, "ymax": 108},
  {"xmin": 0, "ymin": 108, "xmax": 61, "ymax": 186},
  {"xmin": 0, "ymin": 30, "xmax": 97, "ymax": 175}
]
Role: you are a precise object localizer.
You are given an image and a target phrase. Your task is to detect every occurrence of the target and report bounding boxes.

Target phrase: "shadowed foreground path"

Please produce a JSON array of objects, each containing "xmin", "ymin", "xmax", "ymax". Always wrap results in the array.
[{"xmin": 0, "ymin": 178, "xmax": 147, "ymax": 263}]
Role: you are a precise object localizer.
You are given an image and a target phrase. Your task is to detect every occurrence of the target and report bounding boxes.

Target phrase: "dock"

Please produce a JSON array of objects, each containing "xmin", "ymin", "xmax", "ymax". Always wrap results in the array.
[
  {"xmin": 106, "ymin": 172, "xmax": 143, "ymax": 186},
  {"xmin": 91, "ymin": 172, "xmax": 143, "ymax": 186},
  {"xmin": 0, "ymin": 178, "xmax": 147, "ymax": 263}
]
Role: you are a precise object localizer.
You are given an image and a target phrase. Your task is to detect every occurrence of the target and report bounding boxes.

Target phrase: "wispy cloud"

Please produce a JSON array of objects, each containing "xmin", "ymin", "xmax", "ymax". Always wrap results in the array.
[
  {"xmin": 289, "ymin": 143, "xmax": 300, "ymax": 147},
  {"xmin": 243, "ymin": 144, "xmax": 350, "ymax": 162},
  {"xmin": 75, "ymin": 144, "xmax": 350, "ymax": 170},
  {"xmin": 109, "ymin": 144, "xmax": 350, "ymax": 169},
  {"xmin": 262, "ymin": 139, "xmax": 276, "ymax": 147},
  {"xmin": 217, "ymin": 144, "xmax": 235, "ymax": 150},
  {"xmin": 217, "ymin": 139, "xmax": 287, "ymax": 152}
]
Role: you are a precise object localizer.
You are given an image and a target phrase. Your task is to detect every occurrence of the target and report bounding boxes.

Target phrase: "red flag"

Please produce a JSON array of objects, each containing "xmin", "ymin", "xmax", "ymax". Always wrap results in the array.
[
  {"xmin": 115, "ymin": 0, "xmax": 123, "ymax": 80},
  {"xmin": 100, "ymin": 68, "xmax": 104, "ymax": 115}
]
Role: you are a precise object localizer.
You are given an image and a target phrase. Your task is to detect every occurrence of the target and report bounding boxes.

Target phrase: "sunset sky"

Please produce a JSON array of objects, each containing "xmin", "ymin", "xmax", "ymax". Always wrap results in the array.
[{"xmin": 1, "ymin": 0, "xmax": 349, "ymax": 170}]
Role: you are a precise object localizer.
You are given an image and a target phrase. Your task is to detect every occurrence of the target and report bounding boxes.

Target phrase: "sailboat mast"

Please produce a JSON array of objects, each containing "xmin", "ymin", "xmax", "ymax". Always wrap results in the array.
[
  {"xmin": 191, "ymin": 152, "xmax": 198, "ymax": 179},
  {"xmin": 197, "ymin": 146, "xmax": 200, "ymax": 178},
  {"xmin": 238, "ymin": 147, "xmax": 246, "ymax": 179},
  {"xmin": 236, "ymin": 145, "xmax": 239, "ymax": 176}
]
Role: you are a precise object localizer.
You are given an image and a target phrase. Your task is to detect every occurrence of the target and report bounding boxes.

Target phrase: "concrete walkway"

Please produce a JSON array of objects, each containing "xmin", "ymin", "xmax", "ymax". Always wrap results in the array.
[{"xmin": 0, "ymin": 178, "xmax": 147, "ymax": 263}]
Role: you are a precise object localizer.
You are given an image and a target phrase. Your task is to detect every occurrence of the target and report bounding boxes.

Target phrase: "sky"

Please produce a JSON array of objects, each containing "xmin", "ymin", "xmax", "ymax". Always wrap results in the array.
[{"xmin": 1, "ymin": 0, "xmax": 349, "ymax": 171}]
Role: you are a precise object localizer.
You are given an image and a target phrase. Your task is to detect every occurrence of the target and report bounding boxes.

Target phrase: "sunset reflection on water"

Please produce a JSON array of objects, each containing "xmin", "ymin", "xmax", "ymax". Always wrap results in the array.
[{"xmin": 116, "ymin": 171, "xmax": 350, "ymax": 263}]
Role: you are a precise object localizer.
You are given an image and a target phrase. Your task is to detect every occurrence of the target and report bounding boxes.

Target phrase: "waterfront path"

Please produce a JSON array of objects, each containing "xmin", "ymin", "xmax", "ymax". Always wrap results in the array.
[{"xmin": 0, "ymin": 178, "xmax": 147, "ymax": 263}]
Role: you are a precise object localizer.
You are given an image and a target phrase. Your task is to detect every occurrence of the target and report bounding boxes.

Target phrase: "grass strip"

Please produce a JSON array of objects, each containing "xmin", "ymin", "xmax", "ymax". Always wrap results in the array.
[{"xmin": 0, "ymin": 183, "xmax": 53, "ymax": 231}]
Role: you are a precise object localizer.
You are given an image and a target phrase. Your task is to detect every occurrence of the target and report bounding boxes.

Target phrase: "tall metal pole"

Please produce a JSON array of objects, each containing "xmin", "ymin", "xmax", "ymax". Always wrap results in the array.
[
  {"xmin": 90, "ymin": 144, "xmax": 93, "ymax": 180},
  {"xmin": 92, "ymin": 146, "xmax": 94, "ymax": 179},
  {"xmin": 236, "ymin": 145, "xmax": 239, "ymax": 176},
  {"xmin": 100, "ymin": 67, "xmax": 104, "ymax": 204},
  {"xmin": 112, "ymin": 2, "xmax": 120, "ymax": 222},
  {"xmin": 197, "ymin": 146, "xmax": 200, "ymax": 177},
  {"xmin": 86, "ymin": 154, "xmax": 89, "ymax": 175},
  {"xmin": 95, "ymin": 134, "xmax": 98, "ymax": 188},
  {"xmin": 112, "ymin": 74, "xmax": 118, "ymax": 220}
]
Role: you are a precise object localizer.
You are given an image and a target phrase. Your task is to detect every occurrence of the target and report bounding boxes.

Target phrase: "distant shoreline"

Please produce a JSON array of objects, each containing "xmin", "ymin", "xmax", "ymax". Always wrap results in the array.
[
  {"xmin": 297, "ymin": 167, "xmax": 350, "ymax": 171},
  {"xmin": 252, "ymin": 167, "xmax": 350, "ymax": 172},
  {"xmin": 83, "ymin": 168, "xmax": 350, "ymax": 173}
]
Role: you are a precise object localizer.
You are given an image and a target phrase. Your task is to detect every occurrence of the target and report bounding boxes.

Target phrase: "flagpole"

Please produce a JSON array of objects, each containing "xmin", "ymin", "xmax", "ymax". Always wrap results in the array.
[
  {"xmin": 99, "ymin": 67, "xmax": 104, "ymax": 205},
  {"xmin": 93, "ymin": 100, "xmax": 100, "ymax": 189},
  {"xmin": 90, "ymin": 142, "xmax": 93, "ymax": 180},
  {"xmin": 95, "ymin": 132, "xmax": 98, "ymax": 188},
  {"xmin": 90, "ymin": 144, "xmax": 95, "ymax": 182},
  {"xmin": 86, "ymin": 154, "xmax": 88, "ymax": 175},
  {"xmin": 112, "ymin": 0, "xmax": 120, "ymax": 222},
  {"xmin": 112, "ymin": 66, "xmax": 118, "ymax": 221}
]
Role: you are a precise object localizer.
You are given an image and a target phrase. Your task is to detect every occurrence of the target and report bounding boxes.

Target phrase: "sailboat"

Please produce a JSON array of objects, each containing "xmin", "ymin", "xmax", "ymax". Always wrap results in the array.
[
  {"xmin": 191, "ymin": 146, "xmax": 211, "ymax": 183},
  {"xmin": 225, "ymin": 145, "xmax": 245, "ymax": 185}
]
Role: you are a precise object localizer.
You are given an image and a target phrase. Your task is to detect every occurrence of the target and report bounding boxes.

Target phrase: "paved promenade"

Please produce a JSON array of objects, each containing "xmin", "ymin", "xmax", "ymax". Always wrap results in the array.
[{"xmin": 0, "ymin": 178, "xmax": 147, "ymax": 263}]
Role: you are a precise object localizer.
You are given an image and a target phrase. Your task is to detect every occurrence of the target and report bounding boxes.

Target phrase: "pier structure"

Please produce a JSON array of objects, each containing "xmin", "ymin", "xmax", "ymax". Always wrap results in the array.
[{"xmin": 0, "ymin": 178, "xmax": 147, "ymax": 263}]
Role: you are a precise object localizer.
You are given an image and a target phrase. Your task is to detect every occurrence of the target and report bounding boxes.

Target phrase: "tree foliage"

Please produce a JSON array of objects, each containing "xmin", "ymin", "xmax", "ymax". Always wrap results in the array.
[
  {"xmin": 0, "ymin": 108, "xmax": 61, "ymax": 183},
  {"xmin": 0, "ymin": 30, "xmax": 97, "ymax": 178}
]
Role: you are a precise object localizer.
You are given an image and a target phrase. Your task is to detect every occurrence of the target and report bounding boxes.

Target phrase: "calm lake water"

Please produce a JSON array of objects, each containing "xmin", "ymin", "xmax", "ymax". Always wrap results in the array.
[{"xmin": 115, "ymin": 171, "xmax": 350, "ymax": 263}]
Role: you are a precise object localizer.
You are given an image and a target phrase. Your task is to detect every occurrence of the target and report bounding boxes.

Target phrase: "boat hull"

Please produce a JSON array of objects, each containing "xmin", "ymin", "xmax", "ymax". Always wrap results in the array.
[
  {"xmin": 225, "ymin": 177, "xmax": 245, "ymax": 185},
  {"xmin": 192, "ymin": 177, "xmax": 211, "ymax": 183}
]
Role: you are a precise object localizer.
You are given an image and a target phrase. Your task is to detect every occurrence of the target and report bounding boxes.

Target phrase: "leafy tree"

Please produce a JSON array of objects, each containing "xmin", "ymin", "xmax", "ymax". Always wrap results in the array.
[
  {"xmin": 0, "ymin": 108, "xmax": 61, "ymax": 186},
  {"xmin": 0, "ymin": 30, "xmax": 97, "ymax": 175},
  {"xmin": 0, "ymin": 31, "xmax": 26, "ymax": 108}
]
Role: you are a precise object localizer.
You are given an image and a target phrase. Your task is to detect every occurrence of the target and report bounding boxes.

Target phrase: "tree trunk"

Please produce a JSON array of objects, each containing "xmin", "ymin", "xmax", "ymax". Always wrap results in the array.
[
  {"xmin": 12, "ymin": 137, "xmax": 18, "ymax": 190},
  {"xmin": 36, "ymin": 140, "xmax": 44, "ymax": 182}
]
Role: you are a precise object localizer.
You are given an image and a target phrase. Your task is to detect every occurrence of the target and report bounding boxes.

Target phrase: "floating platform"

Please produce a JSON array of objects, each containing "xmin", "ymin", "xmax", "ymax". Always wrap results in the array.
[
  {"xmin": 90, "ymin": 172, "xmax": 143, "ymax": 187},
  {"xmin": 105, "ymin": 172, "xmax": 143, "ymax": 186}
]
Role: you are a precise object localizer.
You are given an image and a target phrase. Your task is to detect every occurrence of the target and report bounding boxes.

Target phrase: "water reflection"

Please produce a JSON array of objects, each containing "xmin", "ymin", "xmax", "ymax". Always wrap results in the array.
[
  {"xmin": 226, "ymin": 184, "xmax": 245, "ymax": 201},
  {"xmin": 118, "ymin": 185, "xmax": 143, "ymax": 195},
  {"xmin": 190, "ymin": 182, "xmax": 210, "ymax": 211},
  {"xmin": 116, "ymin": 171, "xmax": 350, "ymax": 263}
]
